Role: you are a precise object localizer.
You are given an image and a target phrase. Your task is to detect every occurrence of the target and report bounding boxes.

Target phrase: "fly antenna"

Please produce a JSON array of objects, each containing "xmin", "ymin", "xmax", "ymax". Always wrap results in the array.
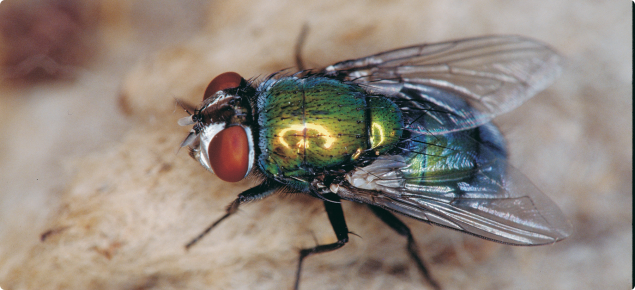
[{"xmin": 175, "ymin": 98, "xmax": 196, "ymax": 115}]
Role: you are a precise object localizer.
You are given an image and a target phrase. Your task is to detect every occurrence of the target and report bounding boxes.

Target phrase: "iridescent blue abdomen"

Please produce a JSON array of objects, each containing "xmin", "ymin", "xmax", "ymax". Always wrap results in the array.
[{"xmin": 398, "ymin": 86, "xmax": 507, "ymax": 193}]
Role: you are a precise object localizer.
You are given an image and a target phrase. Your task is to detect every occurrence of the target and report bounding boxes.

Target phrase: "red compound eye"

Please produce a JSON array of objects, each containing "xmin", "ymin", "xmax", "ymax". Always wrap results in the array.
[
  {"xmin": 208, "ymin": 126, "xmax": 249, "ymax": 182},
  {"xmin": 203, "ymin": 72, "xmax": 244, "ymax": 100}
]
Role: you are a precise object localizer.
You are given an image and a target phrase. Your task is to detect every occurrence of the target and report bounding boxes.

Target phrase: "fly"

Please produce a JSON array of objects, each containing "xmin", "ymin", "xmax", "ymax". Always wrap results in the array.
[{"xmin": 177, "ymin": 33, "xmax": 572, "ymax": 290}]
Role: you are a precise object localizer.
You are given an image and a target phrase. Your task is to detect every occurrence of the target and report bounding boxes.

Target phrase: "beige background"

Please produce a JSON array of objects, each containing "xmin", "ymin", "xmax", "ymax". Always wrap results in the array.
[{"xmin": 0, "ymin": 0, "xmax": 631, "ymax": 289}]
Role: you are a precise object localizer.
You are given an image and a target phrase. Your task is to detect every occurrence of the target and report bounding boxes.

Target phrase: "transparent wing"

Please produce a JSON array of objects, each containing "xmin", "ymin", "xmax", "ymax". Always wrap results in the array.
[
  {"xmin": 323, "ymin": 35, "xmax": 562, "ymax": 134},
  {"xmin": 338, "ymin": 137, "xmax": 572, "ymax": 246}
]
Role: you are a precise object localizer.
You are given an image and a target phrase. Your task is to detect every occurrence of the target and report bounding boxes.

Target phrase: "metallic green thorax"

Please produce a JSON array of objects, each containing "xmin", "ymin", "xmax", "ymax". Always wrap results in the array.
[{"xmin": 257, "ymin": 76, "xmax": 403, "ymax": 180}]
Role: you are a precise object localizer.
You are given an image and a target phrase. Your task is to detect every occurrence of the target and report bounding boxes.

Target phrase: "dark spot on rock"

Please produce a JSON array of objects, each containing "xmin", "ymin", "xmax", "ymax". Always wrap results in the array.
[
  {"xmin": 387, "ymin": 263, "xmax": 409, "ymax": 278},
  {"xmin": 358, "ymin": 259, "xmax": 383, "ymax": 278}
]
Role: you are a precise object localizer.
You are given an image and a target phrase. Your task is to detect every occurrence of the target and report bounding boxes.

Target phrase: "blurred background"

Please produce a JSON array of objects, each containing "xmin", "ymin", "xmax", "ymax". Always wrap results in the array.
[{"xmin": 0, "ymin": 0, "xmax": 630, "ymax": 289}]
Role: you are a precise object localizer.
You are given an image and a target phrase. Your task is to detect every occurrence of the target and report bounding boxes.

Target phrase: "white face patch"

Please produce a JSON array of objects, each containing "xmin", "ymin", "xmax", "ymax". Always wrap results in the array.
[
  {"xmin": 205, "ymin": 91, "xmax": 233, "ymax": 108},
  {"xmin": 197, "ymin": 123, "xmax": 225, "ymax": 173},
  {"xmin": 243, "ymin": 126, "xmax": 255, "ymax": 178},
  {"xmin": 197, "ymin": 123, "xmax": 255, "ymax": 179}
]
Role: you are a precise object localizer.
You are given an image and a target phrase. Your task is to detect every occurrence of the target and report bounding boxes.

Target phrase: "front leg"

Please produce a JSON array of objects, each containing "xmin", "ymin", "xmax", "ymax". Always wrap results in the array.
[
  {"xmin": 294, "ymin": 194, "xmax": 349, "ymax": 290},
  {"xmin": 185, "ymin": 181, "xmax": 281, "ymax": 249}
]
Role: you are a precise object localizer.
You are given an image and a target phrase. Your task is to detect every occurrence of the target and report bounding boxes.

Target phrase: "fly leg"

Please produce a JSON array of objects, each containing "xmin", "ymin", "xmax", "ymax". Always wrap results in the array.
[
  {"xmin": 368, "ymin": 205, "xmax": 441, "ymax": 290},
  {"xmin": 185, "ymin": 181, "xmax": 280, "ymax": 249},
  {"xmin": 294, "ymin": 194, "xmax": 349, "ymax": 290}
]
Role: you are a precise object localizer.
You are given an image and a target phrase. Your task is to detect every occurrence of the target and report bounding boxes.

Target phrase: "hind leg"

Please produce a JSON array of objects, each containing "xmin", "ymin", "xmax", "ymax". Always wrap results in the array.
[
  {"xmin": 294, "ymin": 195, "xmax": 349, "ymax": 290},
  {"xmin": 368, "ymin": 205, "xmax": 441, "ymax": 290}
]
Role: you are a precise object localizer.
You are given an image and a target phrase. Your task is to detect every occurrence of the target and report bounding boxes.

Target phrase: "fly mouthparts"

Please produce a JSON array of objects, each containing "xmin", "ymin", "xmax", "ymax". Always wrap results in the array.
[
  {"xmin": 180, "ymin": 131, "xmax": 197, "ymax": 147},
  {"xmin": 178, "ymin": 116, "xmax": 195, "ymax": 126}
]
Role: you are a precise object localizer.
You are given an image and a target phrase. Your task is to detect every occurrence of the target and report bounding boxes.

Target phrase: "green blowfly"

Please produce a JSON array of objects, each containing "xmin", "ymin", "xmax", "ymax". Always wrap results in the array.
[{"xmin": 177, "ymin": 35, "xmax": 572, "ymax": 290}]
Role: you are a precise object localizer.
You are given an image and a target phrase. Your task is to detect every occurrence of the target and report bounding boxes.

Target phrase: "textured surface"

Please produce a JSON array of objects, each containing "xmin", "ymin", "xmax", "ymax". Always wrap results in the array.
[{"xmin": 0, "ymin": 0, "xmax": 630, "ymax": 290}]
